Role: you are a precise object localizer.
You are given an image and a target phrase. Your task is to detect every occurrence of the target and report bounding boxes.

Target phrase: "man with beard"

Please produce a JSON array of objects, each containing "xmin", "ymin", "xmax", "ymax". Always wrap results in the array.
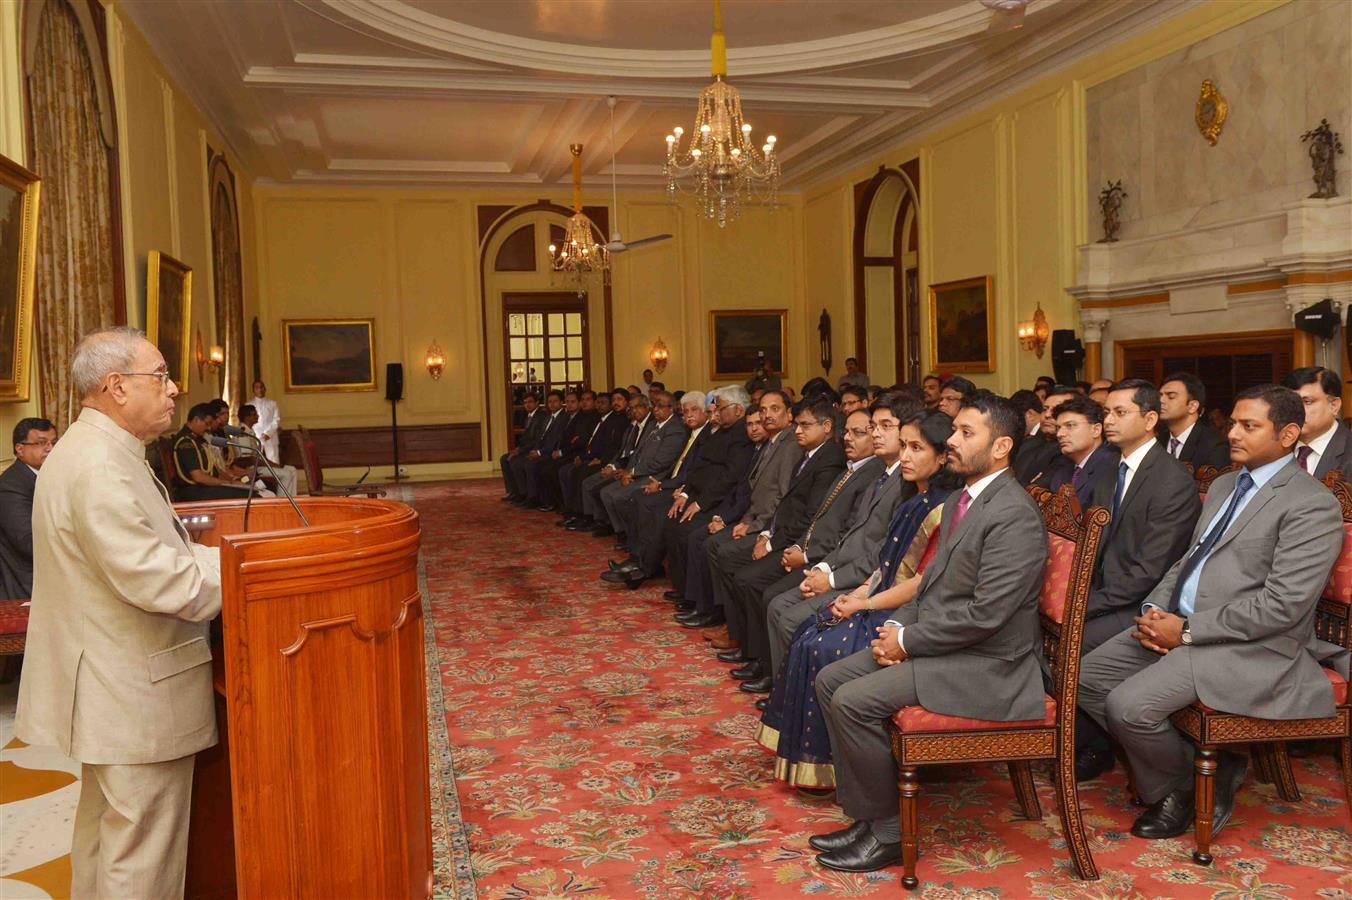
[{"xmin": 810, "ymin": 390, "xmax": 1047, "ymax": 873}]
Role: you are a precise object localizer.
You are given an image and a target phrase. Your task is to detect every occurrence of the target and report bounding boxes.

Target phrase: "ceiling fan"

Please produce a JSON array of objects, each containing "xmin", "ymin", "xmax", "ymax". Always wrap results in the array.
[{"xmin": 602, "ymin": 95, "xmax": 672, "ymax": 254}]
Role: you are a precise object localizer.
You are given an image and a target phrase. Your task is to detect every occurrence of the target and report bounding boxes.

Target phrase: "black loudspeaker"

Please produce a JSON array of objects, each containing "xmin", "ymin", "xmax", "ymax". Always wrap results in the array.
[
  {"xmin": 1295, "ymin": 297, "xmax": 1339, "ymax": 339},
  {"xmin": 385, "ymin": 363, "xmax": 404, "ymax": 402},
  {"xmin": 1051, "ymin": 329, "xmax": 1084, "ymax": 386}
]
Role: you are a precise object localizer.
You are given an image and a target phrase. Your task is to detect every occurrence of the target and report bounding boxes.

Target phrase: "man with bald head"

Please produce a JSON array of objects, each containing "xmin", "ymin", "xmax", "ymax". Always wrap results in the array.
[{"xmin": 17, "ymin": 326, "xmax": 223, "ymax": 898}]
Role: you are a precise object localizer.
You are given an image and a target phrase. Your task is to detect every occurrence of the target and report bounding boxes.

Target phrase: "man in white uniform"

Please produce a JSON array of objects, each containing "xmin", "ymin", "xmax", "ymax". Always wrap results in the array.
[
  {"xmin": 251, "ymin": 378, "xmax": 282, "ymax": 464},
  {"xmin": 17, "ymin": 327, "xmax": 222, "ymax": 898}
]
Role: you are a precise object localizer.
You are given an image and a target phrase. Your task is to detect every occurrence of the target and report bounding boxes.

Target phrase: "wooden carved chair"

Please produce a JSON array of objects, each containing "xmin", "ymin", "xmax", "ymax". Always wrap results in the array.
[
  {"xmin": 155, "ymin": 436, "xmax": 179, "ymax": 502},
  {"xmin": 1168, "ymin": 470, "xmax": 1352, "ymax": 866},
  {"xmin": 294, "ymin": 425, "xmax": 385, "ymax": 498},
  {"xmin": 885, "ymin": 484, "xmax": 1110, "ymax": 889},
  {"xmin": 1193, "ymin": 463, "xmax": 1239, "ymax": 500}
]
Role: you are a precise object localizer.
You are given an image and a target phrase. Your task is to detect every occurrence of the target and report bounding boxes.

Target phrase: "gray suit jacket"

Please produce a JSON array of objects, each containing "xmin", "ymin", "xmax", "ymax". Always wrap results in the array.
[
  {"xmin": 1313, "ymin": 422, "xmax": 1352, "ymax": 480},
  {"xmin": 815, "ymin": 462, "xmax": 907, "ymax": 587},
  {"xmin": 740, "ymin": 431, "xmax": 804, "ymax": 531},
  {"xmin": 1142, "ymin": 459, "xmax": 1346, "ymax": 719},
  {"xmin": 628, "ymin": 416, "xmax": 688, "ymax": 479},
  {"xmin": 893, "ymin": 469, "xmax": 1048, "ymax": 721}
]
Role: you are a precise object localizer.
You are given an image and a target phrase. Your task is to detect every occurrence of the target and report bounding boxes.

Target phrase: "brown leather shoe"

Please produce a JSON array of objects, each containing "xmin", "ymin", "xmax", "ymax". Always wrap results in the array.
[
  {"xmin": 701, "ymin": 624, "xmax": 729, "ymax": 643},
  {"xmin": 710, "ymin": 637, "xmax": 739, "ymax": 651}
]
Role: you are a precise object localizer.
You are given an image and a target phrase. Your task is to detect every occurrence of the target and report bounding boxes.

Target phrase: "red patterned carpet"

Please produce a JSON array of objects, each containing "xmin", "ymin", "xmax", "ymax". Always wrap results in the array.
[{"xmin": 413, "ymin": 479, "xmax": 1352, "ymax": 899}]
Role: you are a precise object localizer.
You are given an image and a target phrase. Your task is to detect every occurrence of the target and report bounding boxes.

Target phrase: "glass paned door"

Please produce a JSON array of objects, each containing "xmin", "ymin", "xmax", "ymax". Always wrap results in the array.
[{"xmin": 504, "ymin": 293, "xmax": 590, "ymax": 444}]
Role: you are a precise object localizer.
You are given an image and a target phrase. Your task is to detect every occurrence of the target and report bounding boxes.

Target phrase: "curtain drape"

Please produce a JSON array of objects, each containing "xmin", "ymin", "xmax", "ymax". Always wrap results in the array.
[
  {"xmin": 28, "ymin": 0, "xmax": 117, "ymax": 430},
  {"xmin": 210, "ymin": 178, "xmax": 245, "ymax": 411}
]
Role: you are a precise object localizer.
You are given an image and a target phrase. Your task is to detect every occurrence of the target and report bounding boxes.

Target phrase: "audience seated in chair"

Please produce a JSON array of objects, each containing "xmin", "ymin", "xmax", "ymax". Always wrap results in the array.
[
  {"xmin": 1159, "ymin": 372, "xmax": 1230, "ymax": 470},
  {"xmin": 1078, "ymin": 384, "xmax": 1345, "ymax": 844},
  {"xmin": 500, "ymin": 392, "xmax": 547, "ymax": 501},
  {"xmin": 593, "ymin": 391, "xmax": 687, "ymax": 540},
  {"xmin": 1030, "ymin": 394, "xmax": 1118, "ymax": 509},
  {"xmin": 239, "ymin": 404, "xmax": 298, "ymax": 497},
  {"xmin": 568, "ymin": 393, "xmax": 652, "ymax": 531},
  {"xmin": 172, "ymin": 404, "xmax": 255, "ymax": 501},
  {"xmin": 557, "ymin": 389, "xmax": 631, "ymax": 525},
  {"xmin": 1283, "ymin": 365, "xmax": 1352, "ymax": 478},
  {"xmin": 1, "ymin": 417, "xmax": 57, "ymax": 600}
]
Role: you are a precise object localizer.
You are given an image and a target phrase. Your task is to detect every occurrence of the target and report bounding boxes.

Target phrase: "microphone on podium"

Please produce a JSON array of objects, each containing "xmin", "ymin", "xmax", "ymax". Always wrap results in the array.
[{"xmin": 205, "ymin": 433, "xmax": 310, "ymax": 528}]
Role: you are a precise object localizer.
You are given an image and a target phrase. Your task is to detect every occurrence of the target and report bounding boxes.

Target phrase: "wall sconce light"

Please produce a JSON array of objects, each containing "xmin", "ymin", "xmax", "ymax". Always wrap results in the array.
[
  {"xmin": 194, "ymin": 331, "xmax": 225, "ymax": 378},
  {"xmin": 425, "ymin": 339, "xmax": 446, "ymax": 380},
  {"xmin": 650, "ymin": 337, "xmax": 669, "ymax": 373},
  {"xmin": 207, "ymin": 344, "xmax": 224, "ymax": 371},
  {"xmin": 1017, "ymin": 304, "xmax": 1050, "ymax": 358}
]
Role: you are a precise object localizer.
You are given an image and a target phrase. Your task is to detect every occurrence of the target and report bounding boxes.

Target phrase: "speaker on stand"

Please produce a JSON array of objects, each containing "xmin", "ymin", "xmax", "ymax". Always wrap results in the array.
[
  {"xmin": 386, "ymin": 363, "xmax": 404, "ymax": 481},
  {"xmin": 1051, "ymin": 330, "xmax": 1085, "ymax": 387}
]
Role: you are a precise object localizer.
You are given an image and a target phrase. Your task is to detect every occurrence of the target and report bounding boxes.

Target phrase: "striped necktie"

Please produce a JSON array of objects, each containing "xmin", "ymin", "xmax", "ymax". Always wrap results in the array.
[{"xmin": 801, "ymin": 467, "xmax": 856, "ymax": 550}]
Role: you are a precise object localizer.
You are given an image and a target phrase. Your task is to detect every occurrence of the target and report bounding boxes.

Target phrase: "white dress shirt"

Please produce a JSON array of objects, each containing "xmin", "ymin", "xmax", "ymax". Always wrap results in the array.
[
  {"xmin": 1116, "ymin": 437, "xmax": 1158, "ymax": 499},
  {"xmin": 1167, "ymin": 422, "xmax": 1195, "ymax": 458},
  {"xmin": 1295, "ymin": 421, "xmax": 1337, "ymax": 473}
]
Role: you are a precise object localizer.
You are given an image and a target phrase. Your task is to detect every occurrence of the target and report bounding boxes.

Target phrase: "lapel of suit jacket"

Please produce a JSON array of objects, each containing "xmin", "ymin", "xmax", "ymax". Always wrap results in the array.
[
  {"xmin": 1113, "ymin": 442, "xmax": 1162, "ymax": 521},
  {"xmin": 1315, "ymin": 423, "xmax": 1351, "ymax": 479},
  {"xmin": 750, "ymin": 432, "xmax": 785, "ymax": 485},
  {"xmin": 1208, "ymin": 461, "xmax": 1298, "ymax": 555},
  {"xmin": 920, "ymin": 469, "xmax": 1011, "ymax": 586}
]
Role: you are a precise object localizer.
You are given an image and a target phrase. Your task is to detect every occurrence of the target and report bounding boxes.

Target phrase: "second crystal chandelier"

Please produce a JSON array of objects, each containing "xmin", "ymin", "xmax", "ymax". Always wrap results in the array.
[
  {"xmin": 664, "ymin": 0, "xmax": 780, "ymax": 228},
  {"xmin": 549, "ymin": 143, "xmax": 610, "ymax": 297}
]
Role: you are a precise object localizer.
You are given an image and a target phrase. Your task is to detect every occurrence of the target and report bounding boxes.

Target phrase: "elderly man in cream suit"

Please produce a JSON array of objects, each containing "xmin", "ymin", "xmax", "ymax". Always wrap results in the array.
[{"xmin": 17, "ymin": 327, "xmax": 222, "ymax": 899}]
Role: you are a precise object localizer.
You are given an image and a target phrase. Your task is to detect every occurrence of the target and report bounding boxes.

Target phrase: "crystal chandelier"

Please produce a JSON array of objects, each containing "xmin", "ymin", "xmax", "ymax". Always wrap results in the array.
[
  {"xmin": 549, "ymin": 143, "xmax": 610, "ymax": 297},
  {"xmin": 664, "ymin": 0, "xmax": 780, "ymax": 228}
]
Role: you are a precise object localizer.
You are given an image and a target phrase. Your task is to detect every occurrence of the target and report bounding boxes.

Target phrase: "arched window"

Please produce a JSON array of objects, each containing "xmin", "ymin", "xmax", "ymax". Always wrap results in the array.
[{"xmin": 23, "ymin": 0, "xmax": 125, "ymax": 428}]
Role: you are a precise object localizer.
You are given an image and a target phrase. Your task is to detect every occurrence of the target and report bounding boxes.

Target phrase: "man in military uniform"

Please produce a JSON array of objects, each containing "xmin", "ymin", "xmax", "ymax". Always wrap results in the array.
[{"xmin": 172, "ymin": 403, "xmax": 252, "ymax": 501}]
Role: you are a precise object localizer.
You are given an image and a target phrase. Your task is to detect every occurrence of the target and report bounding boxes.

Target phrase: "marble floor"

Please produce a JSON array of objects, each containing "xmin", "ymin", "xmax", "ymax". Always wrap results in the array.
[{"xmin": 0, "ymin": 679, "xmax": 75, "ymax": 899}]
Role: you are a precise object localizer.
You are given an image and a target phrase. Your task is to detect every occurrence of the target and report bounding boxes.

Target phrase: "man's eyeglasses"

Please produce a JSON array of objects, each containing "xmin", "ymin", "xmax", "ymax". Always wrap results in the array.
[
  {"xmin": 18, "ymin": 439, "xmax": 56, "ymax": 449},
  {"xmin": 112, "ymin": 370, "xmax": 175, "ymax": 388}
]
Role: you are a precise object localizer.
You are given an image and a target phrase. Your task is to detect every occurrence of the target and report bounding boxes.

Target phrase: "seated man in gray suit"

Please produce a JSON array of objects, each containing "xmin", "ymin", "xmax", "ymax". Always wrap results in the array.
[
  {"xmin": 811, "ymin": 391, "xmax": 1047, "ymax": 873},
  {"xmin": 1079, "ymin": 384, "xmax": 1345, "ymax": 842}
]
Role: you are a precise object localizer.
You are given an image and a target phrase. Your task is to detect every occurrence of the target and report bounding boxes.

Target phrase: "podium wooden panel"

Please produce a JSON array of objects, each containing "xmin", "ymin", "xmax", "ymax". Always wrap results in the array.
[{"xmin": 175, "ymin": 497, "xmax": 431, "ymax": 899}]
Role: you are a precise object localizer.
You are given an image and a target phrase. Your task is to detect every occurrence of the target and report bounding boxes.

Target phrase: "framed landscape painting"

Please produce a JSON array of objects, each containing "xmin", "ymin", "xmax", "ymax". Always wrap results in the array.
[
  {"xmin": 283, "ymin": 318, "xmax": 377, "ymax": 392},
  {"xmin": 0, "ymin": 154, "xmax": 39, "ymax": 403},
  {"xmin": 709, "ymin": 309, "xmax": 787, "ymax": 379},
  {"xmin": 147, "ymin": 250, "xmax": 193, "ymax": 391},
  {"xmin": 929, "ymin": 276, "xmax": 994, "ymax": 373}
]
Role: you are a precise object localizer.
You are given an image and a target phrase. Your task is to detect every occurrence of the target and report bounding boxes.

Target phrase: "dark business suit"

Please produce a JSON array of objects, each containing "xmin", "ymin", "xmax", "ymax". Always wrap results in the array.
[
  {"xmin": 0, "ymin": 460, "xmax": 37, "ymax": 599},
  {"xmin": 561, "ymin": 411, "xmax": 628, "ymax": 514},
  {"xmin": 617, "ymin": 423, "xmax": 714, "ymax": 569},
  {"xmin": 500, "ymin": 407, "xmax": 548, "ymax": 498},
  {"xmin": 1014, "ymin": 431, "xmax": 1060, "ymax": 485},
  {"xmin": 1167, "ymin": 421, "xmax": 1231, "ymax": 472},
  {"xmin": 715, "ymin": 440, "xmax": 846, "ymax": 653},
  {"xmin": 667, "ymin": 437, "xmax": 760, "ymax": 598},
  {"xmin": 537, "ymin": 409, "xmax": 599, "ymax": 507},
  {"xmin": 816, "ymin": 468, "xmax": 1048, "ymax": 825},
  {"xmin": 1309, "ymin": 421, "xmax": 1352, "ymax": 480},
  {"xmin": 510, "ymin": 409, "xmax": 563, "ymax": 500},
  {"xmin": 579, "ymin": 415, "xmax": 651, "ymax": 523},
  {"xmin": 1030, "ymin": 442, "xmax": 1119, "ymax": 511},
  {"xmin": 598, "ymin": 415, "xmax": 688, "ymax": 532},
  {"xmin": 1079, "ymin": 460, "xmax": 1345, "ymax": 804}
]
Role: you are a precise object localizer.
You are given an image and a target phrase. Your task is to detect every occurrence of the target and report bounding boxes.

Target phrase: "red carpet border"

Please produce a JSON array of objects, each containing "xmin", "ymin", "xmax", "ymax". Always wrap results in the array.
[{"xmin": 411, "ymin": 479, "xmax": 1352, "ymax": 899}]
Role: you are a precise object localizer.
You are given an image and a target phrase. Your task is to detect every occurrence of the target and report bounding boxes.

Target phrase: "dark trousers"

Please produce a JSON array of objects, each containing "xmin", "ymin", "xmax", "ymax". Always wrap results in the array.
[
  {"xmin": 710, "ymin": 533, "xmax": 760, "ymax": 639},
  {"xmin": 663, "ymin": 512, "xmax": 712, "ymax": 595},
  {"xmin": 623, "ymin": 490, "xmax": 676, "ymax": 574},
  {"xmin": 687, "ymin": 526, "xmax": 743, "ymax": 614},
  {"xmin": 558, "ymin": 460, "xmax": 588, "ymax": 512},
  {"xmin": 732, "ymin": 559, "xmax": 808, "ymax": 666},
  {"xmin": 535, "ymin": 455, "xmax": 572, "ymax": 507},
  {"xmin": 509, "ymin": 454, "xmax": 533, "ymax": 499},
  {"xmin": 580, "ymin": 471, "xmax": 613, "ymax": 520},
  {"xmin": 500, "ymin": 452, "xmax": 523, "ymax": 496},
  {"xmin": 1075, "ymin": 608, "xmax": 1137, "ymax": 756}
]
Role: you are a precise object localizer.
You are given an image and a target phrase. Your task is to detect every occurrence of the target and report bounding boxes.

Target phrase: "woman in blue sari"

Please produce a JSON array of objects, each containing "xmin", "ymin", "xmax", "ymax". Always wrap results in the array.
[{"xmin": 757, "ymin": 410, "xmax": 960, "ymax": 788}]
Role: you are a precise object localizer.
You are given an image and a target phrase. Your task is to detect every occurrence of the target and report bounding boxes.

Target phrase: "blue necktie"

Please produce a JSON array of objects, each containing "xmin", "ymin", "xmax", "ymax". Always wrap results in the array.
[
  {"xmin": 1168, "ymin": 471, "xmax": 1256, "ymax": 613},
  {"xmin": 1111, "ymin": 461, "xmax": 1128, "ymax": 518}
]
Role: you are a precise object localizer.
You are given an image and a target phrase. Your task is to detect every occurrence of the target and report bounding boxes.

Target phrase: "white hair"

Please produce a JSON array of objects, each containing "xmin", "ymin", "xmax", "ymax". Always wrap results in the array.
[
  {"xmin": 71, "ymin": 326, "xmax": 148, "ymax": 398},
  {"xmin": 680, "ymin": 390, "xmax": 707, "ymax": 409},
  {"xmin": 718, "ymin": 384, "xmax": 750, "ymax": 409}
]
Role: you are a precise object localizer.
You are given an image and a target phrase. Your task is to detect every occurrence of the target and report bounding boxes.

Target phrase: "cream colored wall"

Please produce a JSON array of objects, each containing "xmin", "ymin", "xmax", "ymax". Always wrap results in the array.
[
  {"xmin": 253, "ymin": 187, "xmax": 804, "ymax": 470},
  {"xmin": 801, "ymin": 0, "xmax": 1288, "ymax": 395},
  {"xmin": 0, "ymin": 2, "xmax": 260, "ymax": 465}
]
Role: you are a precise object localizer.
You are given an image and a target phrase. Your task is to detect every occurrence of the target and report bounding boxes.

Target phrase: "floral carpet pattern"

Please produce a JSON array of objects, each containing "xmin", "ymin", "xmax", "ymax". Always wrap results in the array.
[{"xmin": 413, "ymin": 479, "xmax": 1352, "ymax": 899}]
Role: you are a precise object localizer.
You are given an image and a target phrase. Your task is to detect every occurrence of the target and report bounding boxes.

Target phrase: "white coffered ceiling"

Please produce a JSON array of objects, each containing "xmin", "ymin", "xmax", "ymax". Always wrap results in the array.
[{"xmin": 120, "ymin": 0, "xmax": 1194, "ymax": 190}]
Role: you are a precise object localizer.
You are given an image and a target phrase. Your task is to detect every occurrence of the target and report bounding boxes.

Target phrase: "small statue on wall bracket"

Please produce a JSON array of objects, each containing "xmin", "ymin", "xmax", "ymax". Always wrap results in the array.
[
  {"xmin": 818, "ymin": 309, "xmax": 832, "ymax": 374},
  {"xmin": 1301, "ymin": 119, "xmax": 1344, "ymax": 199},
  {"xmin": 1097, "ymin": 180, "xmax": 1127, "ymax": 243}
]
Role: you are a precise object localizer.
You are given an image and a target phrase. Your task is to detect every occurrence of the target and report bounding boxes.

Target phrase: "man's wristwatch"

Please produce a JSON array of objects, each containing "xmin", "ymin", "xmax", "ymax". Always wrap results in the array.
[{"xmin": 1180, "ymin": 620, "xmax": 1193, "ymax": 645}]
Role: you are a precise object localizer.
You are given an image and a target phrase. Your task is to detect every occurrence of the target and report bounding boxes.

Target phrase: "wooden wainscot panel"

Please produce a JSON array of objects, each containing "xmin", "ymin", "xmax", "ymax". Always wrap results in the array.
[{"xmin": 282, "ymin": 422, "xmax": 482, "ymax": 468}]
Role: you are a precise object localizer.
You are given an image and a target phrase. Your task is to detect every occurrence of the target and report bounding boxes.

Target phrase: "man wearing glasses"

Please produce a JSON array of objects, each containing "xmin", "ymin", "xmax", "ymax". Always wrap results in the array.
[
  {"xmin": 0, "ymin": 417, "xmax": 57, "ymax": 599},
  {"xmin": 17, "ymin": 327, "xmax": 222, "ymax": 897}
]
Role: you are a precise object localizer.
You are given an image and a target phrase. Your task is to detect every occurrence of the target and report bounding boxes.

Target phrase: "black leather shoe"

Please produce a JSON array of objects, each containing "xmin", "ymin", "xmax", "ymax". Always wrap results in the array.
[
  {"xmin": 679, "ymin": 612, "xmax": 724, "ymax": 629},
  {"xmin": 815, "ymin": 831, "xmax": 902, "ymax": 873},
  {"xmin": 672, "ymin": 601, "xmax": 695, "ymax": 614},
  {"xmin": 536, "ymin": 504, "xmax": 556, "ymax": 513},
  {"xmin": 566, "ymin": 518, "xmax": 595, "ymax": 531},
  {"xmin": 600, "ymin": 569, "xmax": 635, "ymax": 583},
  {"xmin": 1131, "ymin": 788, "xmax": 1195, "ymax": 839},
  {"xmin": 1211, "ymin": 751, "xmax": 1248, "ymax": 838},
  {"xmin": 557, "ymin": 517, "xmax": 576, "ymax": 527},
  {"xmin": 754, "ymin": 697, "xmax": 769, "ymax": 711},
  {"xmin": 591, "ymin": 524, "xmax": 614, "ymax": 537},
  {"xmin": 608, "ymin": 559, "xmax": 639, "ymax": 572},
  {"xmin": 730, "ymin": 662, "xmax": 762, "ymax": 681},
  {"xmin": 717, "ymin": 649, "xmax": 750, "ymax": 663},
  {"xmin": 739, "ymin": 676, "xmax": 773, "ymax": 694},
  {"xmin": 1075, "ymin": 746, "xmax": 1115, "ymax": 783},
  {"xmin": 808, "ymin": 820, "xmax": 871, "ymax": 853},
  {"xmin": 664, "ymin": 590, "xmax": 684, "ymax": 601},
  {"xmin": 624, "ymin": 573, "xmax": 648, "ymax": 590}
]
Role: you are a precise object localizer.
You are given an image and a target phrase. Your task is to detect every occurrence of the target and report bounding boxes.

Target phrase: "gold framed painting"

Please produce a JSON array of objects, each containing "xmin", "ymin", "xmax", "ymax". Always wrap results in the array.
[
  {"xmin": 0, "ymin": 153, "xmax": 40, "ymax": 403},
  {"xmin": 709, "ymin": 309, "xmax": 787, "ymax": 380},
  {"xmin": 929, "ymin": 276, "xmax": 995, "ymax": 373},
  {"xmin": 282, "ymin": 318, "xmax": 377, "ymax": 392},
  {"xmin": 147, "ymin": 250, "xmax": 193, "ymax": 391}
]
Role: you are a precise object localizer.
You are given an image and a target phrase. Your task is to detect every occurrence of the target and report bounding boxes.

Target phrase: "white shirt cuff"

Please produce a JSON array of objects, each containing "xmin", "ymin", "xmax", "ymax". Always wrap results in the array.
[{"xmin": 879, "ymin": 623, "xmax": 905, "ymax": 653}]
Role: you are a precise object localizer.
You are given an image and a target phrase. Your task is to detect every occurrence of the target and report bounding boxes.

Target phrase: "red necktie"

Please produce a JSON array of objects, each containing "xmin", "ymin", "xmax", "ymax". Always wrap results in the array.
[
  {"xmin": 1297, "ymin": 445, "xmax": 1314, "ymax": 472},
  {"xmin": 947, "ymin": 489, "xmax": 972, "ymax": 540}
]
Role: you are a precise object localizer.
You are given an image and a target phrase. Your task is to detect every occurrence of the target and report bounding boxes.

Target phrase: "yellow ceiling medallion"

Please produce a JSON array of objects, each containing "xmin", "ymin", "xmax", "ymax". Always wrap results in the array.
[{"xmin": 1195, "ymin": 79, "xmax": 1227, "ymax": 146}]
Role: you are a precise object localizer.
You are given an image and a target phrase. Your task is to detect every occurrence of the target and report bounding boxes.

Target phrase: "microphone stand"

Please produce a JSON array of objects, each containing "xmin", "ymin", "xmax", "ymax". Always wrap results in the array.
[{"xmin": 208, "ymin": 433, "xmax": 311, "ymax": 527}]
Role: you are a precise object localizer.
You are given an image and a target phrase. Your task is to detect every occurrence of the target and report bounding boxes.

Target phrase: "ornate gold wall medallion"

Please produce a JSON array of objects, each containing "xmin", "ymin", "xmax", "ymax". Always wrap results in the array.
[{"xmin": 1195, "ymin": 80, "xmax": 1227, "ymax": 146}]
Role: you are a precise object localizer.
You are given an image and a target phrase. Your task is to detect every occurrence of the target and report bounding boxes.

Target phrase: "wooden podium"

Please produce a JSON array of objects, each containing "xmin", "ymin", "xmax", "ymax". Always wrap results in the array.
[{"xmin": 173, "ymin": 496, "xmax": 431, "ymax": 899}]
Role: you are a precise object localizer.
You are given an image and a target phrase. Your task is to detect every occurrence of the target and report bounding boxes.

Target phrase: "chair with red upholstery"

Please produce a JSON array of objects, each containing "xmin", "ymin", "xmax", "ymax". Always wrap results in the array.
[
  {"xmin": 885, "ymin": 484, "xmax": 1110, "ymax": 889},
  {"xmin": 294, "ymin": 424, "xmax": 385, "ymax": 498},
  {"xmin": 1167, "ymin": 469, "xmax": 1352, "ymax": 866}
]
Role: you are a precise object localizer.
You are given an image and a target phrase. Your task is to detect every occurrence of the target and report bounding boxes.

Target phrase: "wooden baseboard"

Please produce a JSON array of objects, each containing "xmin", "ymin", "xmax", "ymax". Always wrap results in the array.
[{"xmin": 281, "ymin": 422, "xmax": 482, "ymax": 468}]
